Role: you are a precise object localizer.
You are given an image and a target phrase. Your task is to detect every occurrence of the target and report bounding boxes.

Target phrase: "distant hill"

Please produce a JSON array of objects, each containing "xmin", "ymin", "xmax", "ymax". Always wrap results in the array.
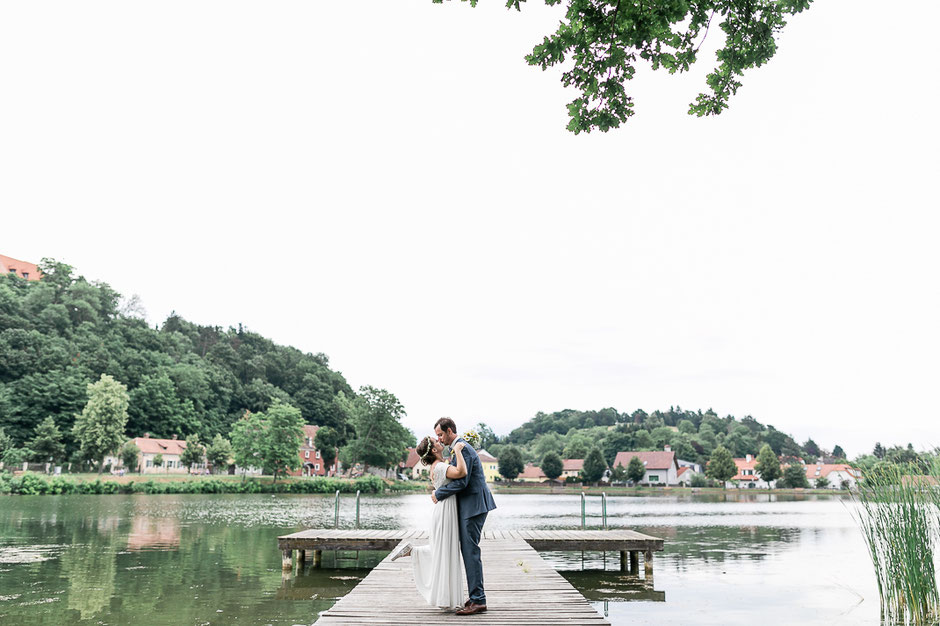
[{"xmin": 0, "ymin": 258, "xmax": 357, "ymax": 457}]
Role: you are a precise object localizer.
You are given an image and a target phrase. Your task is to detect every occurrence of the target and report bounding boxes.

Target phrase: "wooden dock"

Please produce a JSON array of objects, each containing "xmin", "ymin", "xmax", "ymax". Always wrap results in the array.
[{"xmin": 277, "ymin": 528, "xmax": 664, "ymax": 624}]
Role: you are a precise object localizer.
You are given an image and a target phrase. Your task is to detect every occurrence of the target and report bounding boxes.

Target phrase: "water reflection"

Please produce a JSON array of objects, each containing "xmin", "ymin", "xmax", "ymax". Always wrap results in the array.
[{"xmin": 0, "ymin": 492, "xmax": 882, "ymax": 626}]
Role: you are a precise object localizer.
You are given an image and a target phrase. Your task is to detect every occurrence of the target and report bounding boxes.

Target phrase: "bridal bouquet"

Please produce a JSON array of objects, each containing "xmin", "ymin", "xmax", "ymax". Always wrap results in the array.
[{"xmin": 461, "ymin": 429, "xmax": 481, "ymax": 449}]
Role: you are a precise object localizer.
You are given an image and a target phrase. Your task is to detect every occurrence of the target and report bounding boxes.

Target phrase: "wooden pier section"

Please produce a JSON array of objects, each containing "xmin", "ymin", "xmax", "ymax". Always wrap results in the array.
[{"xmin": 277, "ymin": 528, "xmax": 664, "ymax": 625}]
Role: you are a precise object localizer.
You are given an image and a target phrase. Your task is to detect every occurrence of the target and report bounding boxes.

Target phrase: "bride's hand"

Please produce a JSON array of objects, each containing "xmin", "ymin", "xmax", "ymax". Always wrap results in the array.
[{"xmin": 454, "ymin": 442, "xmax": 465, "ymax": 453}]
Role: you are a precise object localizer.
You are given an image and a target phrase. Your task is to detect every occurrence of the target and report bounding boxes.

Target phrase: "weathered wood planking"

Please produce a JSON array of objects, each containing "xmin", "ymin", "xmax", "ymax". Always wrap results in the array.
[
  {"xmin": 313, "ymin": 537, "xmax": 611, "ymax": 625},
  {"xmin": 277, "ymin": 528, "xmax": 663, "ymax": 554}
]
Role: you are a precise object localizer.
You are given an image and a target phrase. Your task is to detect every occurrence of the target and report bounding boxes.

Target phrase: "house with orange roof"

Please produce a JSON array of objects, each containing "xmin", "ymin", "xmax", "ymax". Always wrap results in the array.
[
  {"xmin": 561, "ymin": 458, "xmax": 584, "ymax": 480},
  {"xmin": 131, "ymin": 435, "xmax": 190, "ymax": 473},
  {"xmin": 515, "ymin": 463, "xmax": 548, "ymax": 483},
  {"xmin": 728, "ymin": 454, "xmax": 773, "ymax": 489},
  {"xmin": 803, "ymin": 462, "xmax": 860, "ymax": 489},
  {"xmin": 400, "ymin": 447, "xmax": 430, "ymax": 480},
  {"xmin": 612, "ymin": 448, "xmax": 680, "ymax": 486},
  {"xmin": 0, "ymin": 254, "xmax": 42, "ymax": 281},
  {"xmin": 676, "ymin": 465, "xmax": 701, "ymax": 486}
]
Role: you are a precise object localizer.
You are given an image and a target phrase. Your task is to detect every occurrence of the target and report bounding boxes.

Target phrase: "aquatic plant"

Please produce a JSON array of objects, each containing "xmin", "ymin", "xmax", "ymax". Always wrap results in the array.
[{"xmin": 852, "ymin": 463, "xmax": 940, "ymax": 625}]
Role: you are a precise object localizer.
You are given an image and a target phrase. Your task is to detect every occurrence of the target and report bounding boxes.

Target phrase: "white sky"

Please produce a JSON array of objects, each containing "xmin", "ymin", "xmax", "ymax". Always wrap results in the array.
[{"xmin": 2, "ymin": 1, "xmax": 937, "ymax": 459}]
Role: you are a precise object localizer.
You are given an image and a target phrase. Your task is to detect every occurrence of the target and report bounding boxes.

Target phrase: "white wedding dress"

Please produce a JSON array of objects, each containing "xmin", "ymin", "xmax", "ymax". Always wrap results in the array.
[{"xmin": 412, "ymin": 461, "xmax": 465, "ymax": 608}]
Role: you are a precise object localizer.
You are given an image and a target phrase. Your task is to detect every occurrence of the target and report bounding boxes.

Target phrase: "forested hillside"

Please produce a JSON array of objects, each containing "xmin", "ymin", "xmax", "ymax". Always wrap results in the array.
[
  {"xmin": 0, "ymin": 259, "xmax": 356, "ymax": 457},
  {"xmin": 489, "ymin": 406, "xmax": 840, "ymax": 469}
]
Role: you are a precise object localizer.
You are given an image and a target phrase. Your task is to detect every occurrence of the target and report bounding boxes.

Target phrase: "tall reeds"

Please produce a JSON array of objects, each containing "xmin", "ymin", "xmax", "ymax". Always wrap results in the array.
[{"xmin": 852, "ymin": 463, "xmax": 940, "ymax": 625}]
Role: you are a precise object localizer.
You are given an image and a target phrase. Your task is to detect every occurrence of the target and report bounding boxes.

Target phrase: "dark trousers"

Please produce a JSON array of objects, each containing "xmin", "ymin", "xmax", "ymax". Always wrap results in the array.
[{"xmin": 459, "ymin": 511, "xmax": 488, "ymax": 604}]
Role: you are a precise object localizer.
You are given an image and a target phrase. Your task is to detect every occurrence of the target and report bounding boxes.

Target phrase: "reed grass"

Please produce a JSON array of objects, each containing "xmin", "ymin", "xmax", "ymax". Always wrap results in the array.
[{"xmin": 852, "ymin": 463, "xmax": 940, "ymax": 625}]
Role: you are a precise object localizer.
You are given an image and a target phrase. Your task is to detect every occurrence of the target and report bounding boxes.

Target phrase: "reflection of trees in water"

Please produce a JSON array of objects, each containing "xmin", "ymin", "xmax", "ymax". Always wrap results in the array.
[
  {"xmin": 635, "ymin": 525, "xmax": 806, "ymax": 572},
  {"xmin": 561, "ymin": 570, "xmax": 666, "ymax": 603},
  {"xmin": 61, "ymin": 522, "xmax": 120, "ymax": 620}
]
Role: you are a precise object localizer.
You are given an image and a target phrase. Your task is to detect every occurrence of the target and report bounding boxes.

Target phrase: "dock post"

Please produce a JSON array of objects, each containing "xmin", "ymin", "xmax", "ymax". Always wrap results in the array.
[
  {"xmin": 334, "ymin": 490, "xmax": 340, "ymax": 528},
  {"xmin": 629, "ymin": 550, "xmax": 639, "ymax": 573},
  {"xmin": 620, "ymin": 551, "xmax": 627, "ymax": 571},
  {"xmin": 602, "ymin": 492, "xmax": 607, "ymax": 529},
  {"xmin": 644, "ymin": 549, "xmax": 653, "ymax": 577},
  {"xmin": 313, "ymin": 550, "xmax": 322, "ymax": 568},
  {"xmin": 356, "ymin": 490, "xmax": 361, "ymax": 529},
  {"xmin": 580, "ymin": 492, "xmax": 586, "ymax": 530},
  {"xmin": 281, "ymin": 549, "xmax": 292, "ymax": 571}
]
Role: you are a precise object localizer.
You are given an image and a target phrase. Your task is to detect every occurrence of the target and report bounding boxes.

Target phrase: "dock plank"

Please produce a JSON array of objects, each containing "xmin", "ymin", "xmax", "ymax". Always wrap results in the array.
[{"xmin": 314, "ymin": 537, "xmax": 610, "ymax": 625}]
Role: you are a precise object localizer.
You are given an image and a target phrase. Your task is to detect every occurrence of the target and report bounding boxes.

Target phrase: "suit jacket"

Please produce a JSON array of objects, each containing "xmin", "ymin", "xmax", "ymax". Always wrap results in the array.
[{"xmin": 434, "ymin": 437, "xmax": 497, "ymax": 520}]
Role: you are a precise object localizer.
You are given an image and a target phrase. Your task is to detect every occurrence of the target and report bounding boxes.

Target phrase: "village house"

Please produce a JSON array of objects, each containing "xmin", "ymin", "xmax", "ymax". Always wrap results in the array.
[
  {"xmin": 400, "ymin": 447, "xmax": 430, "ymax": 480},
  {"xmin": 677, "ymin": 466, "xmax": 701, "ymax": 486},
  {"xmin": 612, "ymin": 448, "xmax": 680, "ymax": 486},
  {"xmin": 477, "ymin": 449, "xmax": 499, "ymax": 483},
  {"xmin": 561, "ymin": 458, "xmax": 584, "ymax": 480},
  {"xmin": 804, "ymin": 462, "xmax": 860, "ymax": 489},
  {"xmin": 0, "ymin": 254, "xmax": 42, "ymax": 281},
  {"xmin": 288, "ymin": 425, "xmax": 338, "ymax": 477},
  {"xmin": 727, "ymin": 454, "xmax": 773, "ymax": 488},
  {"xmin": 131, "ymin": 435, "xmax": 190, "ymax": 474},
  {"xmin": 515, "ymin": 463, "xmax": 548, "ymax": 483}
]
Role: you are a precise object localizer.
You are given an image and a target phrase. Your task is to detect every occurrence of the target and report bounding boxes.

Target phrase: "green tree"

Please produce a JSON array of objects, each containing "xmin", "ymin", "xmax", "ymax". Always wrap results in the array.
[
  {"xmin": 153, "ymin": 453, "xmax": 164, "ymax": 471},
  {"xmin": 339, "ymin": 387, "xmax": 414, "ymax": 472},
  {"xmin": 230, "ymin": 411, "xmax": 266, "ymax": 478},
  {"xmin": 564, "ymin": 439, "xmax": 589, "ymax": 459},
  {"xmin": 72, "ymin": 374, "xmax": 130, "ymax": 475},
  {"xmin": 258, "ymin": 401, "xmax": 305, "ymax": 482},
  {"xmin": 498, "ymin": 446, "xmax": 524, "ymax": 482},
  {"xmin": 815, "ymin": 476, "xmax": 830, "ymax": 489},
  {"xmin": 610, "ymin": 462, "xmax": 628, "ymax": 485},
  {"xmin": 120, "ymin": 442, "xmax": 140, "ymax": 472},
  {"xmin": 180, "ymin": 434, "xmax": 206, "ymax": 471},
  {"xmin": 532, "ymin": 432, "xmax": 565, "ymax": 460},
  {"xmin": 474, "ymin": 422, "xmax": 499, "ymax": 450},
  {"xmin": 205, "ymin": 434, "xmax": 233, "ymax": 473},
  {"xmin": 634, "ymin": 429, "xmax": 654, "ymax": 449},
  {"xmin": 755, "ymin": 443, "xmax": 781, "ymax": 486},
  {"xmin": 832, "ymin": 444, "xmax": 846, "ymax": 459},
  {"xmin": 458, "ymin": 0, "xmax": 816, "ymax": 133},
  {"xmin": 314, "ymin": 426, "xmax": 345, "ymax": 476},
  {"xmin": 780, "ymin": 462, "xmax": 809, "ymax": 488},
  {"xmin": 677, "ymin": 419, "xmax": 696, "ymax": 435},
  {"xmin": 540, "ymin": 451, "xmax": 563, "ymax": 482},
  {"xmin": 706, "ymin": 445, "xmax": 737, "ymax": 488},
  {"xmin": 627, "ymin": 455, "xmax": 646, "ymax": 484},
  {"xmin": 804, "ymin": 438, "xmax": 821, "ymax": 458},
  {"xmin": 0, "ymin": 427, "xmax": 14, "ymax": 469},
  {"xmin": 27, "ymin": 417, "xmax": 66, "ymax": 467},
  {"xmin": 581, "ymin": 447, "xmax": 608, "ymax": 485}
]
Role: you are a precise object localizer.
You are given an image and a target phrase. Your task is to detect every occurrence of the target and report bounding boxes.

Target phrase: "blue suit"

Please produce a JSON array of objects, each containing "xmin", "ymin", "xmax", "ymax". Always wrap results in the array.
[{"xmin": 434, "ymin": 438, "xmax": 497, "ymax": 605}]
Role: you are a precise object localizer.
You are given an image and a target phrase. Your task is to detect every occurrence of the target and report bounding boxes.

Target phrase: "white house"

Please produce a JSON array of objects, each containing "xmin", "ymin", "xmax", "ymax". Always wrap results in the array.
[{"xmin": 612, "ymin": 449, "xmax": 680, "ymax": 486}]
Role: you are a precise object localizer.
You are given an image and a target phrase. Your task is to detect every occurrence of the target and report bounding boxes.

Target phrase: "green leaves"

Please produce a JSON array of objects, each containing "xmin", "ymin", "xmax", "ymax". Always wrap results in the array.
[{"xmin": 436, "ymin": 0, "xmax": 814, "ymax": 133}]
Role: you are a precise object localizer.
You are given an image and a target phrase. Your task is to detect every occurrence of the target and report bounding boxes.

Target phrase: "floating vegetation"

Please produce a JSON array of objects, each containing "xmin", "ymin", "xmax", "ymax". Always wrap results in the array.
[{"xmin": 852, "ymin": 464, "xmax": 940, "ymax": 625}]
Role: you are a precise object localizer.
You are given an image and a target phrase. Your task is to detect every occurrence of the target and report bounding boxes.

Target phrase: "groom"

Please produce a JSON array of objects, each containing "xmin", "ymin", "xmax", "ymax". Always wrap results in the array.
[{"xmin": 431, "ymin": 417, "xmax": 496, "ymax": 616}]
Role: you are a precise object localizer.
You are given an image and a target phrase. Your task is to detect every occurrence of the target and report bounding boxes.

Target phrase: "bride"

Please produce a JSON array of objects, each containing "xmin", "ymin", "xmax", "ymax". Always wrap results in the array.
[{"xmin": 390, "ymin": 435, "xmax": 467, "ymax": 608}]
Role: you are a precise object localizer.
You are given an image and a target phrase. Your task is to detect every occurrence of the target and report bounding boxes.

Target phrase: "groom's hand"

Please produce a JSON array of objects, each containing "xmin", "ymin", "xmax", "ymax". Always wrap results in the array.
[{"xmin": 430, "ymin": 493, "xmax": 438, "ymax": 504}]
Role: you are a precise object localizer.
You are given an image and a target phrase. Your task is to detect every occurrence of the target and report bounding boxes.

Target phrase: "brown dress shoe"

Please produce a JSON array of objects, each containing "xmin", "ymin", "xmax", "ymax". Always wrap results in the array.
[
  {"xmin": 463, "ymin": 599, "xmax": 472, "ymax": 607},
  {"xmin": 456, "ymin": 603, "xmax": 487, "ymax": 615}
]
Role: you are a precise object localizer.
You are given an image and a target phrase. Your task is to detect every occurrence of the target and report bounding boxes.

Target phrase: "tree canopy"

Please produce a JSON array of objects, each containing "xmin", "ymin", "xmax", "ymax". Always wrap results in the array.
[{"xmin": 434, "ymin": 0, "xmax": 814, "ymax": 133}]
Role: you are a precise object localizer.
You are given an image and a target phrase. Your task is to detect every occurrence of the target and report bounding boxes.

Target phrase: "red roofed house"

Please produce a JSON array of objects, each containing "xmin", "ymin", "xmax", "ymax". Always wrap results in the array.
[
  {"xmin": 728, "ymin": 454, "xmax": 772, "ymax": 489},
  {"xmin": 515, "ymin": 463, "xmax": 548, "ymax": 483},
  {"xmin": 132, "ymin": 435, "xmax": 189, "ymax": 474},
  {"xmin": 561, "ymin": 459, "xmax": 584, "ymax": 480},
  {"xmin": 804, "ymin": 463, "xmax": 860, "ymax": 489},
  {"xmin": 0, "ymin": 254, "xmax": 42, "ymax": 281},
  {"xmin": 288, "ymin": 425, "xmax": 339, "ymax": 477},
  {"xmin": 400, "ymin": 447, "xmax": 430, "ymax": 480},
  {"xmin": 676, "ymin": 465, "xmax": 701, "ymax": 486},
  {"xmin": 612, "ymin": 449, "xmax": 680, "ymax": 486}
]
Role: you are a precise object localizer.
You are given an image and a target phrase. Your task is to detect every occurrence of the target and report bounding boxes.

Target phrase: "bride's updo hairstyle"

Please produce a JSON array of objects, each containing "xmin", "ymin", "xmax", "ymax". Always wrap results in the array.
[{"xmin": 416, "ymin": 436, "xmax": 436, "ymax": 466}]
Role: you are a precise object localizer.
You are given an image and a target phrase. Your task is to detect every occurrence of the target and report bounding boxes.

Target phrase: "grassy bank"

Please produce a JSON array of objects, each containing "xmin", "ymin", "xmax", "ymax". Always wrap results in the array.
[{"xmin": 0, "ymin": 472, "xmax": 426, "ymax": 496}]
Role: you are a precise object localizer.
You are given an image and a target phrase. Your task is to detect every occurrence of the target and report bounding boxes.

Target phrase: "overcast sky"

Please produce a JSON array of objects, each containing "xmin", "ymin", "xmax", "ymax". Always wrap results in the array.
[{"xmin": 2, "ymin": 1, "xmax": 937, "ymax": 458}]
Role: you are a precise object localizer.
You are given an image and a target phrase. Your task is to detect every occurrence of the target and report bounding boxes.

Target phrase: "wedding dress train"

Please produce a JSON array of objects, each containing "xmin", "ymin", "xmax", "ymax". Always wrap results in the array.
[{"xmin": 412, "ymin": 461, "xmax": 465, "ymax": 608}]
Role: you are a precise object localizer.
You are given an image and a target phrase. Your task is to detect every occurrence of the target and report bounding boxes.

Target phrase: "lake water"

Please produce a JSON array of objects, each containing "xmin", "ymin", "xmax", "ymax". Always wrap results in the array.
[{"xmin": 0, "ymin": 491, "xmax": 886, "ymax": 625}]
